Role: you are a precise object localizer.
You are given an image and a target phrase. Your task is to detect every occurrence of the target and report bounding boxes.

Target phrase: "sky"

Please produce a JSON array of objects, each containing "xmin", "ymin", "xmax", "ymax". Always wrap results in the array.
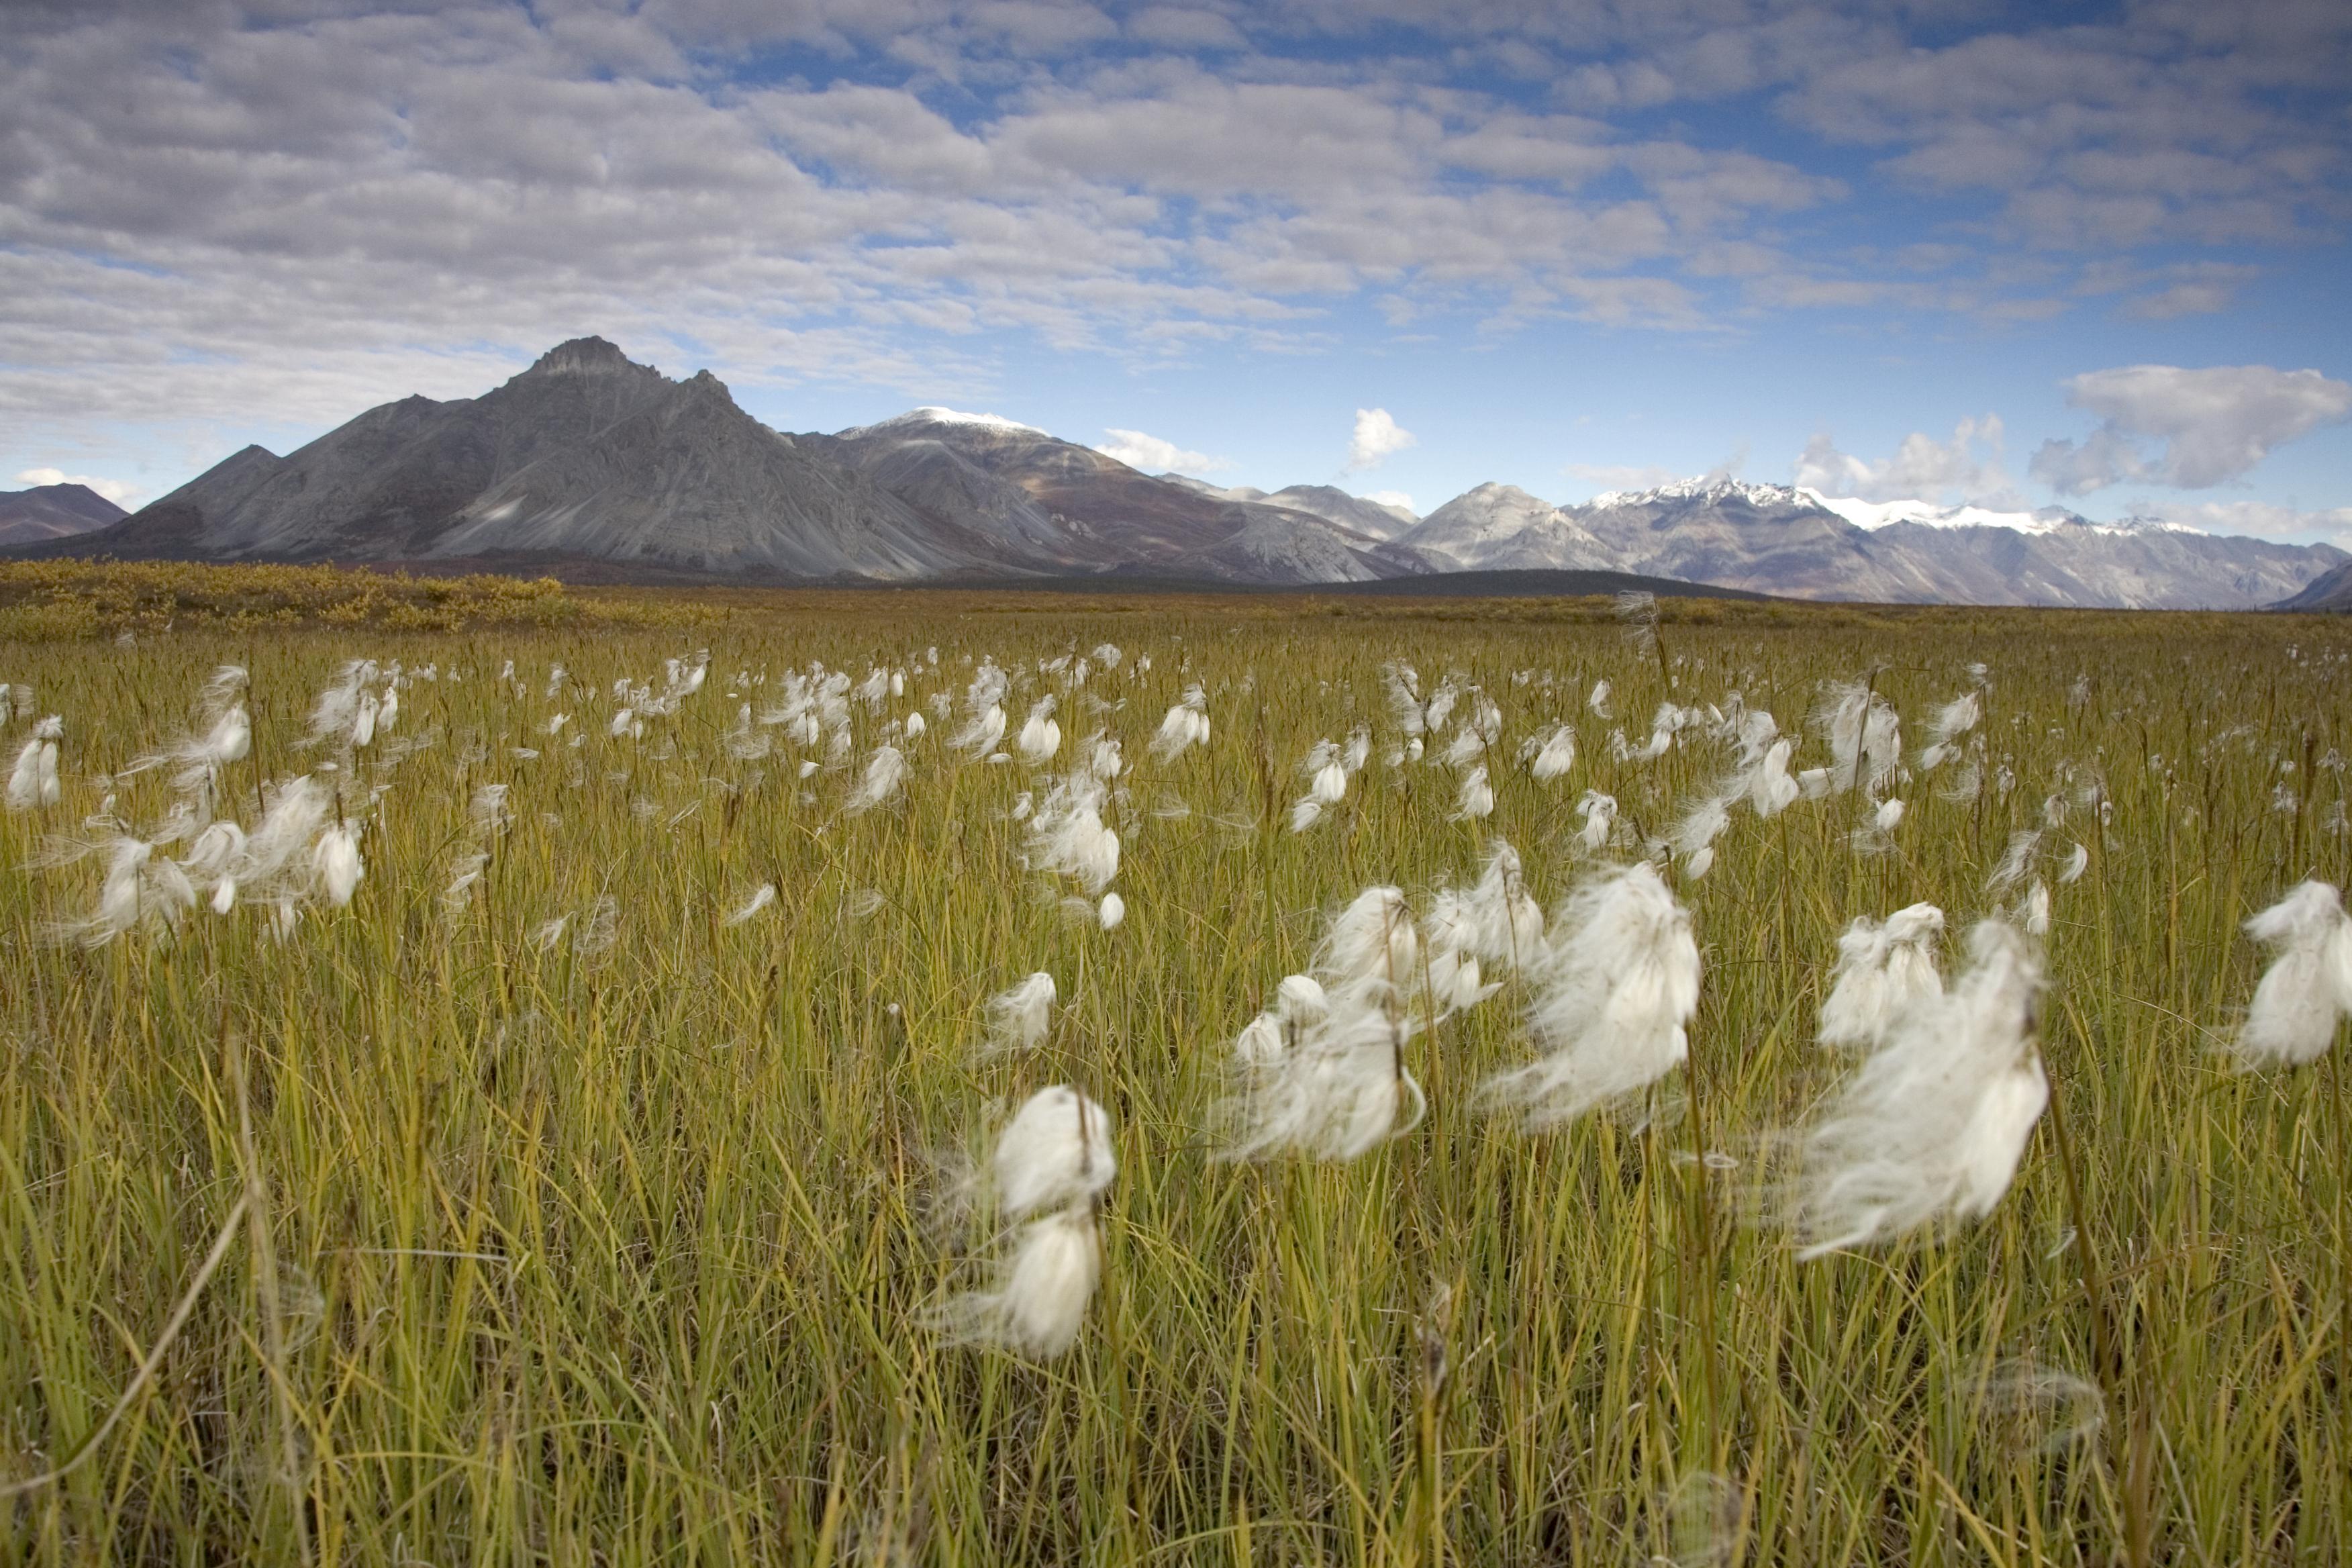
[{"xmin": 4, "ymin": 0, "xmax": 2350, "ymax": 542}]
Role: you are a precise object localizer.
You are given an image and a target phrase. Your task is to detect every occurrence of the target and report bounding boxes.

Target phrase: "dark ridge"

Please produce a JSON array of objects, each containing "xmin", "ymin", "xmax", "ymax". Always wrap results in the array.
[
  {"xmin": 1306, "ymin": 568, "xmax": 1767, "ymax": 601},
  {"xmin": 2273, "ymin": 558, "xmax": 2352, "ymax": 611},
  {"xmin": 888, "ymin": 567, "xmax": 1767, "ymax": 599}
]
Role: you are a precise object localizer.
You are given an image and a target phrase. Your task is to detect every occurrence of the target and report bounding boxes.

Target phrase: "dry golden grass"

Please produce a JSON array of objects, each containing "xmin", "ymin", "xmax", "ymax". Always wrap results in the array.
[{"xmin": 1, "ymin": 585, "xmax": 2348, "ymax": 1565}]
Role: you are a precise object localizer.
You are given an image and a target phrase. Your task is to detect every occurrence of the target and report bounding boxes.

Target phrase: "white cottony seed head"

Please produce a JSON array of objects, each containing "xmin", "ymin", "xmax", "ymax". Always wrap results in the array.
[
  {"xmin": 2233, "ymin": 881, "xmax": 2352, "ymax": 1068},
  {"xmin": 1482, "ymin": 862, "xmax": 1700, "ymax": 1128},
  {"xmin": 987, "ymin": 971, "xmax": 1058, "ymax": 1052},
  {"xmin": 993, "ymin": 1085, "xmax": 1117, "ymax": 1221},
  {"xmin": 1794, "ymin": 920, "xmax": 2047, "ymax": 1259},
  {"xmin": 1818, "ymin": 903, "xmax": 1946, "ymax": 1053}
]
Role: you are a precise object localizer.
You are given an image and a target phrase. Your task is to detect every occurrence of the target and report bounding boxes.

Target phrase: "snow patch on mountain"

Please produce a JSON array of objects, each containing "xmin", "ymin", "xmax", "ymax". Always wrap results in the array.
[
  {"xmin": 844, "ymin": 407, "xmax": 1046, "ymax": 437},
  {"xmin": 1586, "ymin": 477, "xmax": 1797, "ymax": 511},
  {"xmin": 1798, "ymin": 489, "xmax": 2192, "ymax": 538}
]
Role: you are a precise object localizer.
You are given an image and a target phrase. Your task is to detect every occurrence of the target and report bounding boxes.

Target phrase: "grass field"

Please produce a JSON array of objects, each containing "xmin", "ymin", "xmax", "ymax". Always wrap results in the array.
[{"xmin": 3, "ymin": 584, "xmax": 2349, "ymax": 1565}]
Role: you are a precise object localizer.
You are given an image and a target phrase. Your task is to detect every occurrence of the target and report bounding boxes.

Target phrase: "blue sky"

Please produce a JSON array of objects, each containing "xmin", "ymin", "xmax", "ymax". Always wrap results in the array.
[{"xmin": 5, "ymin": 0, "xmax": 2349, "ymax": 541}]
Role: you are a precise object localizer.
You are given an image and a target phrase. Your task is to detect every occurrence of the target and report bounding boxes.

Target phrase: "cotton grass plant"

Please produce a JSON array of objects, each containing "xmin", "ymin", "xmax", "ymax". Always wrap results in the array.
[{"xmin": 1, "ymin": 599, "xmax": 2348, "ymax": 1565}]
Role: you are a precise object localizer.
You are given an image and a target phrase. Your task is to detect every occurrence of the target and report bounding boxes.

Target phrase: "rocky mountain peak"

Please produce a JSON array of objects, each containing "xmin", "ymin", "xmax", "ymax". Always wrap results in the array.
[
  {"xmin": 528, "ymin": 336, "xmax": 642, "ymax": 377},
  {"xmin": 1588, "ymin": 477, "xmax": 1809, "ymax": 511}
]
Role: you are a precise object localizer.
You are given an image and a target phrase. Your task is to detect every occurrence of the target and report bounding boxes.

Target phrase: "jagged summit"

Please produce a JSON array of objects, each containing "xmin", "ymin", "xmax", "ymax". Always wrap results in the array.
[
  {"xmin": 38, "ymin": 339, "xmax": 982, "ymax": 578},
  {"xmin": 528, "ymin": 336, "xmax": 644, "ymax": 377},
  {"xmin": 1587, "ymin": 476, "xmax": 1798, "ymax": 510}
]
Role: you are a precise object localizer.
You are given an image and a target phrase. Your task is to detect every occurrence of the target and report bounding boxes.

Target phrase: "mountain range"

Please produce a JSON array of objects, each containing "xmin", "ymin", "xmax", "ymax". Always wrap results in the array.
[
  {"xmin": 10, "ymin": 338, "xmax": 2343, "ymax": 607},
  {"xmin": 1394, "ymin": 479, "xmax": 2342, "ymax": 609}
]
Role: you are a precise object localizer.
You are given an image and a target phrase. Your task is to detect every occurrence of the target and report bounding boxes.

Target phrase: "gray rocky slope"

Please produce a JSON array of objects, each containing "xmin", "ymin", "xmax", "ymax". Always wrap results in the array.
[
  {"xmin": 46, "ymin": 340, "xmax": 1425, "ymax": 586},
  {"xmin": 1161, "ymin": 477, "xmax": 1417, "ymax": 542},
  {"xmin": 804, "ymin": 410, "xmax": 1422, "ymax": 583},
  {"xmin": 2275, "ymin": 558, "xmax": 2352, "ymax": 611}
]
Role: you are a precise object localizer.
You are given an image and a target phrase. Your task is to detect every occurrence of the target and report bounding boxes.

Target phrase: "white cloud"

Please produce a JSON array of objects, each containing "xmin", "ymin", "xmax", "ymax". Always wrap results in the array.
[
  {"xmin": 1345, "ymin": 407, "xmax": 1416, "ymax": 471},
  {"xmin": 1792, "ymin": 416, "xmax": 2015, "ymax": 505},
  {"xmin": 1785, "ymin": 17, "xmax": 2351, "ymax": 252},
  {"xmin": 14, "ymin": 466, "xmax": 142, "ymax": 505},
  {"xmin": 1093, "ymin": 428, "xmax": 1227, "ymax": 474},
  {"xmin": 2030, "ymin": 365, "xmax": 2352, "ymax": 495}
]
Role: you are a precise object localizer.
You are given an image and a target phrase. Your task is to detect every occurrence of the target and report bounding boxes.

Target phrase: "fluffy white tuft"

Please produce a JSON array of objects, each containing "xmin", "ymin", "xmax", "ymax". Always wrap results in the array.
[
  {"xmin": 992, "ymin": 1085, "xmax": 1117, "ymax": 1221},
  {"xmin": 1219, "ymin": 993, "xmax": 1424, "ymax": 1161},
  {"xmin": 1482, "ymin": 863, "xmax": 1700, "ymax": 1128},
  {"xmin": 987, "ymin": 971, "xmax": 1058, "ymax": 1052},
  {"xmin": 1318, "ymin": 885, "xmax": 1419, "ymax": 997},
  {"xmin": 1818, "ymin": 903, "xmax": 1946, "ymax": 1052},
  {"xmin": 940, "ymin": 1208, "xmax": 1101, "ymax": 1360},
  {"xmin": 2233, "ymin": 881, "xmax": 2352, "ymax": 1067},
  {"xmin": 1524, "ymin": 724, "xmax": 1574, "ymax": 783},
  {"xmin": 844, "ymin": 744, "xmax": 909, "ymax": 814},
  {"xmin": 1792, "ymin": 920, "xmax": 2047, "ymax": 1259},
  {"xmin": 1816, "ymin": 680, "xmax": 1902, "ymax": 799}
]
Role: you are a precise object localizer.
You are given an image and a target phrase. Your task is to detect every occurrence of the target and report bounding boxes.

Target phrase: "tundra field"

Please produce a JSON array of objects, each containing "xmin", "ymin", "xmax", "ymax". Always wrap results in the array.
[{"xmin": 3, "ymin": 581, "xmax": 2351, "ymax": 1566}]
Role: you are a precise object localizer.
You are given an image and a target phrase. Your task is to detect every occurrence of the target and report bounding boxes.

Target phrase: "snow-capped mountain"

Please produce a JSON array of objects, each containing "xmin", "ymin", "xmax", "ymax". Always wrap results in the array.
[{"xmin": 1404, "ymin": 477, "xmax": 2343, "ymax": 609}]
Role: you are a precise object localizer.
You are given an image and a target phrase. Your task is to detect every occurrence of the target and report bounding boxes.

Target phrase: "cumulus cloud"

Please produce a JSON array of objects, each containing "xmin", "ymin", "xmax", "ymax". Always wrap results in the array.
[
  {"xmin": 14, "ymin": 467, "xmax": 142, "ymax": 505},
  {"xmin": 1093, "ymin": 428, "xmax": 1228, "ymax": 474},
  {"xmin": 1345, "ymin": 407, "xmax": 1416, "ymax": 471},
  {"xmin": 2029, "ymin": 365, "xmax": 2352, "ymax": 495},
  {"xmin": 1793, "ymin": 416, "xmax": 2016, "ymax": 505}
]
